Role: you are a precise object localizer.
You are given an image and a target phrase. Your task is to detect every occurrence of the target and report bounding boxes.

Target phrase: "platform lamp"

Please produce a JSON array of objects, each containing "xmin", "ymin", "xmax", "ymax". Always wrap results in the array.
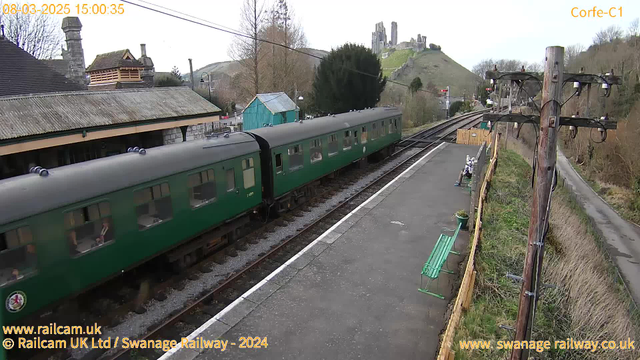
[
  {"xmin": 295, "ymin": 94, "xmax": 304, "ymax": 121},
  {"xmin": 200, "ymin": 71, "xmax": 211, "ymax": 103}
]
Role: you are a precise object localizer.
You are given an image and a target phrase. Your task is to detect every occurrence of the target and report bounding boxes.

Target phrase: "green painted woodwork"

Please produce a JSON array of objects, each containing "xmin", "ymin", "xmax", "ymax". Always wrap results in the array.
[
  {"xmin": 270, "ymin": 115, "xmax": 402, "ymax": 198},
  {"xmin": 418, "ymin": 223, "xmax": 462, "ymax": 299},
  {"xmin": 243, "ymin": 97, "xmax": 297, "ymax": 131},
  {"xmin": 0, "ymin": 152, "xmax": 261, "ymax": 325}
]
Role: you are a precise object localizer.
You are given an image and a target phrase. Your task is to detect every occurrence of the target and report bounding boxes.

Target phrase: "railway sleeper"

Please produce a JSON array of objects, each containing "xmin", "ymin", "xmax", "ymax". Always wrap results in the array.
[{"xmin": 166, "ymin": 216, "xmax": 250, "ymax": 271}]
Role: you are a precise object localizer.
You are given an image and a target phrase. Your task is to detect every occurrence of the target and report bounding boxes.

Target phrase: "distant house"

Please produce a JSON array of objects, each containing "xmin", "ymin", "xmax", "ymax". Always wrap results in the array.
[
  {"xmin": 86, "ymin": 46, "xmax": 154, "ymax": 90},
  {"xmin": 242, "ymin": 92, "xmax": 298, "ymax": 131}
]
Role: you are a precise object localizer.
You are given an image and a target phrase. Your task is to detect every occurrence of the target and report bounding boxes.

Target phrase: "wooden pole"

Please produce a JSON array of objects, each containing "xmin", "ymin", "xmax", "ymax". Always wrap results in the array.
[{"xmin": 511, "ymin": 46, "xmax": 563, "ymax": 360}]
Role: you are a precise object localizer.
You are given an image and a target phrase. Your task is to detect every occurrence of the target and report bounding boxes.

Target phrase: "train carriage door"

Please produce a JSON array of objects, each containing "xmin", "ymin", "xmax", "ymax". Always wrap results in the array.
[{"xmin": 242, "ymin": 157, "xmax": 256, "ymax": 197}]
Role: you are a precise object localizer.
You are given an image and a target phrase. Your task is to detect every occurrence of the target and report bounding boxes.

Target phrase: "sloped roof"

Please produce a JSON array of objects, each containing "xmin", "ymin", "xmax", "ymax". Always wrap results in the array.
[
  {"xmin": 0, "ymin": 87, "xmax": 221, "ymax": 141},
  {"xmin": 86, "ymin": 49, "xmax": 144, "ymax": 72},
  {"xmin": 0, "ymin": 37, "xmax": 85, "ymax": 97},
  {"xmin": 42, "ymin": 59, "xmax": 70, "ymax": 77},
  {"xmin": 252, "ymin": 92, "xmax": 297, "ymax": 114}
]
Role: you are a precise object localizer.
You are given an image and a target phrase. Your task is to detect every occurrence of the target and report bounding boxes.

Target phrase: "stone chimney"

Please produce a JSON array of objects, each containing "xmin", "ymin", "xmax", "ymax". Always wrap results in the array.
[
  {"xmin": 138, "ymin": 43, "xmax": 155, "ymax": 87},
  {"xmin": 61, "ymin": 17, "xmax": 87, "ymax": 88}
]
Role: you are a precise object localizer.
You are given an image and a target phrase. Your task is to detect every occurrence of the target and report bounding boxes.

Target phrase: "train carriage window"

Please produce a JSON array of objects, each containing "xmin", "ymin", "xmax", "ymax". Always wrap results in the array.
[
  {"xmin": 288, "ymin": 144, "xmax": 303, "ymax": 171},
  {"xmin": 394, "ymin": 118, "xmax": 399, "ymax": 132},
  {"xmin": 226, "ymin": 168, "xmax": 236, "ymax": 191},
  {"xmin": 242, "ymin": 158, "xmax": 256, "ymax": 189},
  {"xmin": 188, "ymin": 169, "xmax": 217, "ymax": 208},
  {"xmin": 371, "ymin": 123, "xmax": 377, "ymax": 140},
  {"xmin": 134, "ymin": 184, "xmax": 173, "ymax": 231},
  {"xmin": 343, "ymin": 130, "xmax": 352, "ymax": 150},
  {"xmin": 361, "ymin": 126, "xmax": 368, "ymax": 144},
  {"xmin": 0, "ymin": 227, "xmax": 36, "ymax": 287},
  {"xmin": 310, "ymin": 139, "xmax": 323, "ymax": 163},
  {"xmin": 354, "ymin": 131, "xmax": 359, "ymax": 145},
  {"xmin": 65, "ymin": 201, "xmax": 115, "ymax": 255},
  {"xmin": 388, "ymin": 120, "xmax": 393, "ymax": 134},
  {"xmin": 275, "ymin": 153, "xmax": 283, "ymax": 174},
  {"xmin": 380, "ymin": 121, "xmax": 386, "ymax": 136},
  {"xmin": 328, "ymin": 134, "xmax": 339, "ymax": 156}
]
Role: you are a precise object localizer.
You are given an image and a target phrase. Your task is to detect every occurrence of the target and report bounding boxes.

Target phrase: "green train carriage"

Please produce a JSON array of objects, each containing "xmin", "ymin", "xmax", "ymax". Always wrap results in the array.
[
  {"xmin": 0, "ymin": 132, "xmax": 262, "ymax": 327},
  {"xmin": 0, "ymin": 107, "xmax": 402, "ymax": 359},
  {"xmin": 249, "ymin": 107, "xmax": 402, "ymax": 211}
]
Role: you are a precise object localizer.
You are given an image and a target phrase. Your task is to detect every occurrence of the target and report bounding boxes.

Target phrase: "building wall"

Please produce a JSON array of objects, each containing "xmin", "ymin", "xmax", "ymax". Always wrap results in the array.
[
  {"xmin": 162, "ymin": 122, "xmax": 221, "ymax": 145},
  {"xmin": 243, "ymin": 100, "xmax": 275, "ymax": 130}
]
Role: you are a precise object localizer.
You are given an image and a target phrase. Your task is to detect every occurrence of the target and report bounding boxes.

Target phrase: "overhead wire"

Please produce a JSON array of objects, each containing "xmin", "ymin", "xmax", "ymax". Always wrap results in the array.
[{"xmin": 119, "ymin": 0, "xmax": 442, "ymax": 96}]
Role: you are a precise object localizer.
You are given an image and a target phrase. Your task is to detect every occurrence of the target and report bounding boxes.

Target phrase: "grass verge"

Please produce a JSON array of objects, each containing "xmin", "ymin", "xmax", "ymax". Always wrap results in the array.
[
  {"xmin": 568, "ymin": 159, "xmax": 640, "ymax": 225},
  {"xmin": 452, "ymin": 149, "xmax": 639, "ymax": 360}
]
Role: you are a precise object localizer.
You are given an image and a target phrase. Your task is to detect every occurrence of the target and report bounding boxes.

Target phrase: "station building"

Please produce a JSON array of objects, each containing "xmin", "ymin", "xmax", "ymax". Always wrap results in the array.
[{"xmin": 0, "ymin": 17, "xmax": 222, "ymax": 180}]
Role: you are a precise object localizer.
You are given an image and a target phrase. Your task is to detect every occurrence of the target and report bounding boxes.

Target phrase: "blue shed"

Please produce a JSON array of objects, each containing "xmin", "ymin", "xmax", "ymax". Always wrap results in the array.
[{"xmin": 242, "ymin": 92, "xmax": 298, "ymax": 130}]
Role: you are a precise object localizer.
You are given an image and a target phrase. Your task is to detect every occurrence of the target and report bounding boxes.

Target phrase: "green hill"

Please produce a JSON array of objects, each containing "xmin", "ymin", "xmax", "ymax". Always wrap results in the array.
[
  {"xmin": 383, "ymin": 49, "xmax": 482, "ymax": 98},
  {"xmin": 381, "ymin": 49, "xmax": 415, "ymax": 77}
]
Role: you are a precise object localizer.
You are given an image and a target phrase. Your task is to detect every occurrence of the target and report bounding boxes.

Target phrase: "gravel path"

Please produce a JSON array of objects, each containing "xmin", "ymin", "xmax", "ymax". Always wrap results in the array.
[{"xmin": 75, "ymin": 147, "xmax": 421, "ymax": 359}]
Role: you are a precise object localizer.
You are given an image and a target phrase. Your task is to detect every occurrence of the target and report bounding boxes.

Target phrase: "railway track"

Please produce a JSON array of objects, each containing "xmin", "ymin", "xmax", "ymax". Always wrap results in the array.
[
  {"xmin": 395, "ymin": 110, "xmax": 487, "ymax": 151},
  {"xmin": 5, "ymin": 111, "xmax": 484, "ymax": 360},
  {"xmin": 104, "ymin": 111, "xmax": 485, "ymax": 360}
]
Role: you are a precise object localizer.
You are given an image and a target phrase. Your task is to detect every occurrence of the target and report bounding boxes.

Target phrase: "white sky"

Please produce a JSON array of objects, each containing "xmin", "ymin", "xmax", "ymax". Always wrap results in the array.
[{"xmin": 20, "ymin": 0, "xmax": 640, "ymax": 74}]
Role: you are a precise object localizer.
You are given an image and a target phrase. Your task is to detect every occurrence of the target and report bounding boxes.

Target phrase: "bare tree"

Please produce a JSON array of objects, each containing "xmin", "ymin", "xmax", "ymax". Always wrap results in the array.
[
  {"xmin": 593, "ymin": 25, "xmax": 623, "ymax": 45},
  {"xmin": 564, "ymin": 44, "xmax": 585, "ymax": 70},
  {"xmin": 0, "ymin": 2, "xmax": 63, "ymax": 59},
  {"xmin": 259, "ymin": 0, "xmax": 308, "ymax": 98},
  {"xmin": 228, "ymin": 0, "xmax": 266, "ymax": 99},
  {"xmin": 524, "ymin": 61, "xmax": 544, "ymax": 73},
  {"xmin": 628, "ymin": 18, "xmax": 639, "ymax": 38},
  {"xmin": 628, "ymin": 18, "xmax": 639, "ymax": 47},
  {"xmin": 472, "ymin": 58, "xmax": 528, "ymax": 78},
  {"xmin": 472, "ymin": 59, "xmax": 494, "ymax": 78}
]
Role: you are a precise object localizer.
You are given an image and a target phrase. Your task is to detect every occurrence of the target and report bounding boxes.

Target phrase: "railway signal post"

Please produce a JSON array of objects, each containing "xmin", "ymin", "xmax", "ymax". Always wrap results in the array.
[{"xmin": 483, "ymin": 46, "xmax": 620, "ymax": 360}]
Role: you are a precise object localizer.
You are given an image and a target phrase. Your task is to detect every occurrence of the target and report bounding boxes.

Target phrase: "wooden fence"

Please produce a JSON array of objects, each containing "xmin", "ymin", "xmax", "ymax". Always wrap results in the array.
[
  {"xmin": 456, "ymin": 129, "xmax": 492, "ymax": 146},
  {"xmin": 437, "ymin": 134, "xmax": 500, "ymax": 360}
]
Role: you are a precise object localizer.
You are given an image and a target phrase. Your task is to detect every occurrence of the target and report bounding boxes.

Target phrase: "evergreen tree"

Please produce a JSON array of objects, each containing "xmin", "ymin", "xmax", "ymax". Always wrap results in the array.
[
  {"xmin": 409, "ymin": 77, "xmax": 423, "ymax": 94},
  {"xmin": 312, "ymin": 43, "xmax": 386, "ymax": 114}
]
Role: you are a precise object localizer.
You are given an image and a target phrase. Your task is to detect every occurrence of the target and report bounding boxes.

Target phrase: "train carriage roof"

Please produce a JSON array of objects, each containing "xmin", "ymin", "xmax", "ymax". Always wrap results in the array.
[
  {"xmin": 246, "ymin": 107, "xmax": 401, "ymax": 148},
  {"xmin": 0, "ymin": 132, "xmax": 259, "ymax": 225}
]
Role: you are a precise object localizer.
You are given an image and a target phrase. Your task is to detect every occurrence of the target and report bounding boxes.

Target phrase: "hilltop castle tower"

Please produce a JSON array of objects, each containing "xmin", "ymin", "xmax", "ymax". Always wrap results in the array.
[
  {"xmin": 371, "ymin": 22, "xmax": 387, "ymax": 55},
  {"xmin": 391, "ymin": 22, "xmax": 398, "ymax": 46}
]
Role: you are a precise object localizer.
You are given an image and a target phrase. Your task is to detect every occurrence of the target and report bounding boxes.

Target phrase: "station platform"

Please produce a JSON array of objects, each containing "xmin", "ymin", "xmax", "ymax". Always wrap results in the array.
[{"xmin": 166, "ymin": 143, "xmax": 480, "ymax": 360}]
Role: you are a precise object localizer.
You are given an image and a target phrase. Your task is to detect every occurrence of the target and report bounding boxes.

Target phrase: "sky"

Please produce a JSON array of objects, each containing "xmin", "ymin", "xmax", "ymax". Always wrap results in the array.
[{"xmin": 13, "ymin": 0, "xmax": 640, "ymax": 74}]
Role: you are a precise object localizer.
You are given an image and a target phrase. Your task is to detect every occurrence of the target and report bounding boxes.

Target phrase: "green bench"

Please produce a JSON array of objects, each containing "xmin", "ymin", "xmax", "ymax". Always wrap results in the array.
[{"xmin": 418, "ymin": 223, "xmax": 462, "ymax": 299}]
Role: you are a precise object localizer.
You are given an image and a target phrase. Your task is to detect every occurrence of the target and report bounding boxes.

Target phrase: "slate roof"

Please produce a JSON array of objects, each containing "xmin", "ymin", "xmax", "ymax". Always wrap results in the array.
[
  {"xmin": 252, "ymin": 92, "xmax": 297, "ymax": 114},
  {"xmin": 0, "ymin": 37, "xmax": 85, "ymax": 97},
  {"xmin": 42, "ymin": 59, "xmax": 70, "ymax": 77},
  {"xmin": 0, "ymin": 87, "xmax": 222, "ymax": 141},
  {"xmin": 86, "ymin": 49, "xmax": 144, "ymax": 72}
]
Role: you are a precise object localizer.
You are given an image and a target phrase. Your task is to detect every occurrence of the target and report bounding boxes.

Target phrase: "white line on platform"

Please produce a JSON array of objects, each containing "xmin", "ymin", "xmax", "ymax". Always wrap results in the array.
[{"xmin": 158, "ymin": 142, "xmax": 446, "ymax": 359}]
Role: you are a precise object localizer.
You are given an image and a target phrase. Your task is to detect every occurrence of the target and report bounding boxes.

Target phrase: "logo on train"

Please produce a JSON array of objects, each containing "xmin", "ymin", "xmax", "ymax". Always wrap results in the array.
[{"xmin": 5, "ymin": 291, "xmax": 27, "ymax": 313}]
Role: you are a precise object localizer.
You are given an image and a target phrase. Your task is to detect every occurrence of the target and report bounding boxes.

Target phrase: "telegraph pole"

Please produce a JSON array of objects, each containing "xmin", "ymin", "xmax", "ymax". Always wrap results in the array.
[
  {"xmin": 510, "ymin": 46, "xmax": 563, "ymax": 360},
  {"xmin": 483, "ymin": 47, "xmax": 618, "ymax": 360}
]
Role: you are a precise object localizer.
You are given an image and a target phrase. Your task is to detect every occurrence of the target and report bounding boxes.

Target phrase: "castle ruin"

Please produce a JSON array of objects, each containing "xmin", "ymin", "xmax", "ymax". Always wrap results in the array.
[{"xmin": 371, "ymin": 21, "xmax": 427, "ymax": 55}]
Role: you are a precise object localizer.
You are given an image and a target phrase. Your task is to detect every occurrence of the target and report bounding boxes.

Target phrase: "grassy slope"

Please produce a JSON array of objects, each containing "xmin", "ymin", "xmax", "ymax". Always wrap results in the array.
[
  {"xmin": 568, "ymin": 159, "xmax": 640, "ymax": 225},
  {"xmin": 381, "ymin": 49, "xmax": 415, "ymax": 77},
  {"xmin": 453, "ymin": 149, "xmax": 639, "ymax": 360},
  {"xmin": 393, "ymin": 50, "xmax": 482, "ymax": 97}
]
